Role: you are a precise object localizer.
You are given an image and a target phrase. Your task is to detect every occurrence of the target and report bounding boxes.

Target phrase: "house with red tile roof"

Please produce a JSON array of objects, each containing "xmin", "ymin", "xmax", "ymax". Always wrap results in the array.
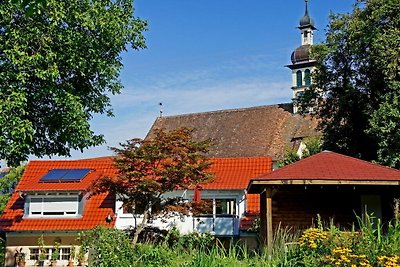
[
  {"xmin": 115, "ymin": 157, "xmax": 271, "ymax": 239},
  {"xmin": 0, "ymin": 157, "xmax": 116, "ymax": 267},
  {"xmin": 247, "ymin": 151, "xmax": 400, "ymax": 250},
  {"xmin": 0, "ymin": 156, "xmax": 272, "ymax": 266}
]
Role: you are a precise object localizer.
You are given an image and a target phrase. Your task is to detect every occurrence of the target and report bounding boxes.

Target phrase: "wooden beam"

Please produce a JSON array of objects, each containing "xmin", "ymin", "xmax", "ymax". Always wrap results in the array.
[
  {"xmin": 247, "ymin": 179, "xmax": 400, "ymax": 194},
  {"xmin": 266, "ymin": 188, "xmax": 273, "ymax": 254}
]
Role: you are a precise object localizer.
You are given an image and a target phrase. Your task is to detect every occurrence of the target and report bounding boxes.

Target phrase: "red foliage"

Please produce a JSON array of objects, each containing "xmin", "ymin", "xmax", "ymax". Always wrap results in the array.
[{"xmin": 90, "ymin": 127, "xmax": 213, "ymax": 216}]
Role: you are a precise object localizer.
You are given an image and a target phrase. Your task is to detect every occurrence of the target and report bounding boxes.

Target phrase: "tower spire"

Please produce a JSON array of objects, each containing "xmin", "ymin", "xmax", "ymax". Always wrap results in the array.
[
  {"xmin": 305, "ymin": 0, "xmax": 309, "ymax": 16},
  {"xmin": 286, "ymin": 0, "xmax": 317, "ymax": 114}
]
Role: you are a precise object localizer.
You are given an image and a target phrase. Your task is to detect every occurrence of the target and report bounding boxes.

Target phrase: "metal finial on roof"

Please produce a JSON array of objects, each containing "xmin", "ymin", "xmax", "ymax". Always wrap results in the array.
[
  {"xmin": 305, "ymin": 0, "xmax": 309, "ymax": 15},
  {"xmin": 299, "ymin": 0, "xmax": 315, "ymax": 28},
  {"xmin": 159, "ymin": 102, "xmax": 163, "ymax": 117}
]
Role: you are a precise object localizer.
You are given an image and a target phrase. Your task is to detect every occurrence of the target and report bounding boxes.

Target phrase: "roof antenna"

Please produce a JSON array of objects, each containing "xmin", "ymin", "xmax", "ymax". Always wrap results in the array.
[{"xmin": 159, "ymin": 102, "xmax": 163, "ymax": 117}]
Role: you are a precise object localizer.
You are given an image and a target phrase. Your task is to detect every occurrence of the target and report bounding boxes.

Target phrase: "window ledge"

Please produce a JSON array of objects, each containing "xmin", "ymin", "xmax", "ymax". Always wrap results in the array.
[{"xmin": 23, "ymin": 215, "xmax": 82, "ymax": 219}]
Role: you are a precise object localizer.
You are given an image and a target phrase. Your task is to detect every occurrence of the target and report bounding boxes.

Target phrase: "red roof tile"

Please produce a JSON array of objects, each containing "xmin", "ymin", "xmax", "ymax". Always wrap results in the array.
[
  {"xmin": 253, "ymin": 151, "xmax": 400, "ymax": 181},
  {"xmin": 246, "ymin": 194, "xmax": 260, "ymax": 214},
  {"xmin": 202, "ymin": 157, "xmax": 272, "ymax": 190}
]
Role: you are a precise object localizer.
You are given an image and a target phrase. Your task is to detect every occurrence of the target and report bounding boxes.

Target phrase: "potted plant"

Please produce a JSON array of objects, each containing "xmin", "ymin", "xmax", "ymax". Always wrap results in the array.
[
  {"xmin": 50, "ymin": 238, "xmax": 61, "ymax": 267},
  {"xmin": 37, "ymin": 235, "xmax": 46, "ymax": 267},
  {"xmin": 76, "ymin": 246, "xmax": 86, "ymax": 266},
  {"xmin": 16, "ymin": 248, "xmax": 26, "ymax": 267},
  {"xmin": 67, "ymin": 245, "xmax": 76, "ymax": 267}
]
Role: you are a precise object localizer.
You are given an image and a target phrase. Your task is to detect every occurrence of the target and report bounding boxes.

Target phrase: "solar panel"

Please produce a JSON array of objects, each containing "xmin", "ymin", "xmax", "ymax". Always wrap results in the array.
[
  {"xmin": 40, "ymin": 169, "xmax": 69, "ymax": 182},
  {"xmin": 40, "ymin": 169, "xmax": 91, "ymax": 182},
  {"xmin": 60, "ymin": 169, "xmax": 91, "ymax": 182}
]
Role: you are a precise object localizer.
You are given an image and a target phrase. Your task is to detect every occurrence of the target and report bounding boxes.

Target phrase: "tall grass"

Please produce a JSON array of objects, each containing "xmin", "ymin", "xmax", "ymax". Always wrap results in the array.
[
  {"xmin": 131, "ymin": 226, "xmax": 301, "ymax": 267},
  {"xmin": 82, "ymin": 210, "xmax": 400, "ymax": 266}
]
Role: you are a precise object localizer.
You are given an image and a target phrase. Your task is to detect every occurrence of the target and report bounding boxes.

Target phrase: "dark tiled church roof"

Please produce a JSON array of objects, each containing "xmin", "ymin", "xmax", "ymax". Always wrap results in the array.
[{"xmin": 147, "ymin": 103, "xmax": 319, "ymax": 161}]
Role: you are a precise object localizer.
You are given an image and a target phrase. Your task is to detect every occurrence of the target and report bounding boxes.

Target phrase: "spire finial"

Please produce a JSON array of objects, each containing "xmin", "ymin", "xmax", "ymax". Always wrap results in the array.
[{"xmin": 305, "ymin": 0, "xmax": 309, "ymax": 15}]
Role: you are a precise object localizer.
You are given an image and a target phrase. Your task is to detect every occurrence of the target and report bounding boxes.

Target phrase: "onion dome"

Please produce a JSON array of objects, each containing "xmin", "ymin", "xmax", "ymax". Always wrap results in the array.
[
  {"xmin": 291, "ymin": 45, "xmax": 311, "ymax": 64},
  {"xmin": 299, "ymin": 0, "xmax": 315, "ymax": 28}
]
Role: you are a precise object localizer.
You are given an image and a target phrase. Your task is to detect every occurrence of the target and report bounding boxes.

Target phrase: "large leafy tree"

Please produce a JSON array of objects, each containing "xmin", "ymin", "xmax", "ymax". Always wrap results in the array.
[
  {"xmin": 90, "ymin": 128, "xmax": 213, "ymax": 245},
  {"xmin": 300, "ymin": 0, "xmax": 400, "ymax": 167},
  {"xmin": 0, "ymin": 0, "xmax": 147, "ymax": 166},
  {"xmin": 0, "ymin": 165, "xmax": 25, "ymax": 214}
]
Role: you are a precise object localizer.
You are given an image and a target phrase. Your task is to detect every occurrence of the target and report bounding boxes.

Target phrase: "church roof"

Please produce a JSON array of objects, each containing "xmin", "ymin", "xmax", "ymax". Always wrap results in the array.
[
  {"xmin": 147, "ymin": 104, "xmax": 319, "ymax": 161},
  {"xmin": 291, "ymin": 44, "xmax": 312, "ymax": 64}
]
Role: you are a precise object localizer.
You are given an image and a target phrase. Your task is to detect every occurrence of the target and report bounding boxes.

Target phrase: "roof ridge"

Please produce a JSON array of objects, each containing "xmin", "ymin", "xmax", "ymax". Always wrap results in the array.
[
  {"xmin": 210, "ymin": 156, "xmax": 272, "ymax": 160},
  {"xmin": 29, "ymin": 156, "xmax": 114, "ymax": 163},
  {"xmin": 157, "ymin": 103, "xmax": 293, "ymax": 119},
  {"xmin": 325, "ymin": 151, "xmax": 400, "ymax": 173}
]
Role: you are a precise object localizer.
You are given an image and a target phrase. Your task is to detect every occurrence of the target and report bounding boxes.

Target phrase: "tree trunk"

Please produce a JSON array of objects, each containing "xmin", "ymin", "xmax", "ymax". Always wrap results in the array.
[{"xmin": 132, "ymin": 210, "xmax": 149, "ymax": 245}]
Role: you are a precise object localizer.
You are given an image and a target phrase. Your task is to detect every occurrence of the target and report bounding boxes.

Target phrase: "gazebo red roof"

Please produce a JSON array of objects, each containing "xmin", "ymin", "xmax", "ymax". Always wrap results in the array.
[{"xmin": 248, "ymin": 151, "xmax": 400, "ymax": 193}]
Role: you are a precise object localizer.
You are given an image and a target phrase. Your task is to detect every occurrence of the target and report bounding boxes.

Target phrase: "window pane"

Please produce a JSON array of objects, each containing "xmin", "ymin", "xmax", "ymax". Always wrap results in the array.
[
  {"xmin": 30, "ymin": 198, "xmax": 42, "ymax": 213},
  {"xmin": 29, "ymin": 248, "xmax": 39, "ymax": 260},
  {"xmin": 296, "ymin": 71, "xmax": 302, "ymax": 87},
  {"xmin": 216, "ymin": 199, "xmax": 236, "ymax": 215},
  {"xmin": 199, "ymin": 199, "xmax": 213, "ymax": 215},
  {"xmin": 43, "ymin": 197, "xmax": 77, "ymax": 212},
  {"xmin": 305, "ymin": 69, "xmax": 311, "ymax": 86},
  {"xmin": 60, "ymin": 248, "xmax": 71, "ymax": 260}
]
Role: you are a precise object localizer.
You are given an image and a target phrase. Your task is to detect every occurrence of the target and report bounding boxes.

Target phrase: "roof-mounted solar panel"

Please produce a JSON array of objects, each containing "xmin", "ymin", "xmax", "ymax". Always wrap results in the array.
[
  {"xmin": 40, "ymin": 169, "xmax": 69, "ymax": 182},
  {"xmin": 61, "ymin": 169, "xmax": 91, "ymax": 182},
  {"xmin": 40, "ymin": 169, "xmax": 91, "ymax": 183}
]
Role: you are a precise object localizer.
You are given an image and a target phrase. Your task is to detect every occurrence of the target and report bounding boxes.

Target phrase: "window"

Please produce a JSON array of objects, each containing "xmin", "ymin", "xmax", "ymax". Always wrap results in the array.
[
  {"xmin": 305, "ymin": 69, "xmax": 311, "ymax": 86},
  {"xmin": 60, "ymin": 248, "xmax": 71, "ymax": 260},
  {"xmin": 199, "ymin": 199, "xmax": 213, "ymax": 216},
  {"xmin": 303, "ymin": 31, "xmax": 308, "ymax": 43},
  {"xmin": 296, "ymin": 70, "xmax": 302, "ymax": 87},
  {"xmin": 29, "ymin": 248, "xmax": 39, "ymax": 261},
  {"xmin": 216, "ymin": 199, "xmax": 236, "ymax": 216},
  {"xmin": 29, "ymin": 247, "xmax": 70, "ymax": 261},
  {"xmin": 195, "ymin": 198, "xmax": 236, "ymax": 217},
  {"xmin": 122, "ymin": 205, "xmax": 133, "ymax": 214},
  {"xmin": 26, "ymin": 195, "xmax": 81, "ymax": 217},
  {"xmin": 29, "ymin": 248, "xmax": 50, "ymax": 260}
]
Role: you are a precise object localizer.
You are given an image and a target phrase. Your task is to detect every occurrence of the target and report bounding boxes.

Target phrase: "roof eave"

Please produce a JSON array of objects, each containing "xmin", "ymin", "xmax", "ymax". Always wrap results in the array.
[{"xmin": 247, "ymin": 179, "xmax": 400, "ymax": 194}]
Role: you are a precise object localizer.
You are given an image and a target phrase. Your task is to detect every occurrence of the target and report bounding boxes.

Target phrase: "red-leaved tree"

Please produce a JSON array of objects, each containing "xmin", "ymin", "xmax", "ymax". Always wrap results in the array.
[{"xmin": 90, "ymin": 128, "xmax": 213, "ymax": 245}]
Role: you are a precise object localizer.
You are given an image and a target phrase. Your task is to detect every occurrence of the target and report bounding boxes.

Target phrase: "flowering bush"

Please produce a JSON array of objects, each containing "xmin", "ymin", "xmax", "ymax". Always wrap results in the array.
[
  {"xmin": 299, "ymin": 228, "xmax": 329, "ymax": 250},
  {"xmin": 324, "ymin": 247, "xmax": 371, "ymax": 267},
  {"xmin": 378, "ymin": 255, "xmax": 400, "ymax": 267}
]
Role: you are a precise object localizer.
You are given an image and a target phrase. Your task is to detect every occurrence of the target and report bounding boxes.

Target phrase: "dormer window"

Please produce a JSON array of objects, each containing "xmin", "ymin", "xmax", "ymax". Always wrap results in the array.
[{"xmin": 24, "ymin": 193, "xmax": 83, "ymax": 218}]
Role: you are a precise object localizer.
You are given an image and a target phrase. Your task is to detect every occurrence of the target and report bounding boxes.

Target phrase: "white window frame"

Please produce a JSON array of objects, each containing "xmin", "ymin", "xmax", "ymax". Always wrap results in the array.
[
  {"xmin": 29, "ymin": 247, "xmax": 70, "ymax": 261},
  {"xmin": 25, "ymin": 193, "xmax": 81, "ymax": 218}
]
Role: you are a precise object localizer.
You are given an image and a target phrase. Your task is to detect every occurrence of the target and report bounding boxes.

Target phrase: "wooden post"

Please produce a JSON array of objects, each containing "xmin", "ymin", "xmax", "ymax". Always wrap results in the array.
[
  {"xmin": 260, "ymin": 190, "xmax": 267, "ymax": 245},
  {"xmin": 266, "ymin": 188, "xmax": 273, "ymax": 254}
]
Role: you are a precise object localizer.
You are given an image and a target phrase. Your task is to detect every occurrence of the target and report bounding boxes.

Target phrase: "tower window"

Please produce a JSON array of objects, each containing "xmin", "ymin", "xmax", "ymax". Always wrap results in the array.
[
  {"xmin": 305, "ymin": 69, "xmax": 311, "ymax": 86},
  {"xmin": 296, "ymin": 70, "xmax": 302, "ymax": 87}
]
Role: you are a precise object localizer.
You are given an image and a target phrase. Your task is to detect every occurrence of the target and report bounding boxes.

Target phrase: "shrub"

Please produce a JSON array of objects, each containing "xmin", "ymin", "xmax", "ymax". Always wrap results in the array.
[
  {"xmin": 133, "ymin": 244, "xmax": 174, "ymax": 267},
  {"xmin": 79, "ymin": 226, "xmax": 135, "ymax": 267}
]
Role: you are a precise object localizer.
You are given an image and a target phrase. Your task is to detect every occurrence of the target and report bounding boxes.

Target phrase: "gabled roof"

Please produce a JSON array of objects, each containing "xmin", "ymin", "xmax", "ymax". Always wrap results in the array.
[
  {"xmin": 0, "ymin": 157, "xmax": 116, "ymax": 232},
  {"xmin": 248, "ymin": 151, "xmax": 400, "ymax": 193},
  {"xmin": 147, "ymin": 104, "xmax": 318, "ymax": 161},
  {"xmin": 0, "ymin": 156, "xmax": 272, "ymax": 232},
  {"xmin": 16, "ymin": 157, "xmax": 116, "ymax": 192}
]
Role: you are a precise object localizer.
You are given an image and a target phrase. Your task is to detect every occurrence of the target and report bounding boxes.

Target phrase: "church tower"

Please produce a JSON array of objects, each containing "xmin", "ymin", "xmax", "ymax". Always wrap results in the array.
[{"xmin": 286, "ymin": 0, "xmax": 316, "ymax": 113}]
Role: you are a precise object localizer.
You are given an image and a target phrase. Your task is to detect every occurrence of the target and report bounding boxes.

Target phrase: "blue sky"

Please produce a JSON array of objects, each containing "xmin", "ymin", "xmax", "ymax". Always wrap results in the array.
[{"xmin": 63, "ymin": 0, "xmax": 355, "ymax": 159}]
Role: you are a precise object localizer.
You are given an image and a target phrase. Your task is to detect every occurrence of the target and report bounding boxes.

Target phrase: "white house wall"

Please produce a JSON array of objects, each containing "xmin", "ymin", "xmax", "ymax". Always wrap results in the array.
[{"xmin": 115, "ymin": 190, "xmax": 246, "ymax": 236}]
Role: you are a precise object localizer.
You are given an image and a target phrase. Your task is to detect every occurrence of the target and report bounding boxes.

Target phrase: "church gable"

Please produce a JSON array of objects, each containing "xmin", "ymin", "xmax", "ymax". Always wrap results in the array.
[{"xmin": 147, "ymin": 103, "xmax": 318, "ymax": 161}]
